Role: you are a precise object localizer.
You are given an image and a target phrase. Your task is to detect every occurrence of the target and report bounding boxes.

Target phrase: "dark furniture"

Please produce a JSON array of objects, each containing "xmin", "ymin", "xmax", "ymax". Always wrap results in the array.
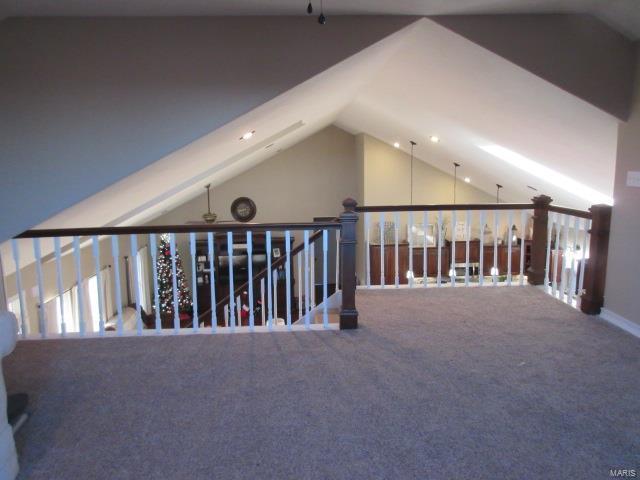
[
  {"xmin": 368, "ymin": 240, "xmax": 533, "ymax": 285},
  {"xmin": 195, "ymin": 233, "xmax": 294, "ymax": 326}
]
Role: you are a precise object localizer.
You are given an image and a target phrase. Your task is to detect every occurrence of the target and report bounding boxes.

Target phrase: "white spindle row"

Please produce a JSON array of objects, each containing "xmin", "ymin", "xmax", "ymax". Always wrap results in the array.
[
  {"xmin": 4, "ymin": 226, "xmax": 339, "ymax": 339},
  {"xmin": 545, "ymin": 212, "xmax": 591, "ymax": 306},
  {"xmin": 362, "ymin": 209, "xmax": 537, "ymax": 290}
]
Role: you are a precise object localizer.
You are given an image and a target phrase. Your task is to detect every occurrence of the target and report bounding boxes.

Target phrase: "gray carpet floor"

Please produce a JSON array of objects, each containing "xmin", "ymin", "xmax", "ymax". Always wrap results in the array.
[{"xmin": 4, "ymin": 286, "xmax": 640, "ymax": 479}]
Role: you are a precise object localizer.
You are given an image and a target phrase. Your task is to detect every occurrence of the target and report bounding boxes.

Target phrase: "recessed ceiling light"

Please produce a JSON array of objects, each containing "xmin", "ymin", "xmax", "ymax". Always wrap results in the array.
[
  {"xmin": 240, "ymin": 130, "xmax": 255, "ymax": 140},
  {"xmin": 464, "ymin": 177, "xmax": 471, "ymax": 183},
  {"xmin": 429, "ymin": 135, "xmax": 439, "ymax": 144},
  {"xmin": 393, "ymin": 142, "xmax": 400, "ymax": 148}
]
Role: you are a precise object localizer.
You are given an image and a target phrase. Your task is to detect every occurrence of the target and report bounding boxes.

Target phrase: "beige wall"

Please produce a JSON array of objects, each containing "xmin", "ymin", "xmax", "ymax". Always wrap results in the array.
[
  {"xmin": 604, "ymin": 45, "xmax": 640, "ymax": 325},
  {"xmin": 356, "ymin": 133, "xmax": 505, "ymax": 282},
  {"xmin": 150, "ymin": 125, "xmax": 358, "ymax": 226},
  {"xmin": 149, "ymin": 125, "xmax": 359, "ymax": 288}
]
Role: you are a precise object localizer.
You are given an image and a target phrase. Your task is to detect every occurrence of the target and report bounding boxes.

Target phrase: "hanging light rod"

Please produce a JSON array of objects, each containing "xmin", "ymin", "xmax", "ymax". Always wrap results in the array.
[
  {"xmin": 453, "ymin": 162, "xmax": 461, "ymax": 204},
  {"xmin": 496, "ymin": 183, "xmax": 503, "ymax": 203}
]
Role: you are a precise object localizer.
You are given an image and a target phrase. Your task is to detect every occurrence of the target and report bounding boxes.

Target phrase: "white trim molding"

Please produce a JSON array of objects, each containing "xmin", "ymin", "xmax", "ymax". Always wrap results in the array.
[{"xmin": 600, "ymin": 308, "xmax": 640, "ymax": 339}]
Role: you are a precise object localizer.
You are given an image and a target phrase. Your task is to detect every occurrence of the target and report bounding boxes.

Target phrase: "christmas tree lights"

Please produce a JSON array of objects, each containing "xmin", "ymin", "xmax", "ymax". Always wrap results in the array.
[{"xmin": 156, "ymin": 234, "xmax": 193, "ymax": 316}]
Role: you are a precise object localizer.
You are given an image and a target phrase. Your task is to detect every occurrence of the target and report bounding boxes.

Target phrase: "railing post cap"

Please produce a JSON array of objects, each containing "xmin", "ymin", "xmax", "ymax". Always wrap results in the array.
[
  {"xmin": 532, "ymin": 194, "xmax": 553, "ymax": 206},
  {"xmin": 342, "ymin": 198, "xmax": 358, "ymax": 212}
]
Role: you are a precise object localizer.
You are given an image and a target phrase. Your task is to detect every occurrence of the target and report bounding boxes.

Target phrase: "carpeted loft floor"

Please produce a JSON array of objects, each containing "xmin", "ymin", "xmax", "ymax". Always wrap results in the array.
[{"xmin": 4, "ymin": 287, "xmax": 640, "ymax": 479}]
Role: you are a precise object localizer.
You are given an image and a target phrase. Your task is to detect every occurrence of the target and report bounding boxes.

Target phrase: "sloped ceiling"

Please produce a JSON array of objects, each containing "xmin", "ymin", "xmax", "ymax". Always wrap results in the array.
[
  {"xmin": 0, "ymin": 16, "xmax": 418, "ymax": 242},
  {"xmin": 335, "ymin": 18, "xmax": 618, "ymax": 208},
  {"xmin": 0, "ymin": 17, "xmax": 621, "ymax": 273}
]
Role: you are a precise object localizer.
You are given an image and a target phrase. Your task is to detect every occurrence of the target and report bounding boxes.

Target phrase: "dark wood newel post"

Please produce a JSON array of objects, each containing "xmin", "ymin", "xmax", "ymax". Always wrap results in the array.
[
  {"xmin": 527, "ymin": 195, "xmax": 553, "ymax": 285},
  {"xmin": 339, "ymin": 198, "xmax": 359, "ymax": 329},
  {"xmin": 580, "ymin": 204, "xmax": 612, "ymax": 315}
]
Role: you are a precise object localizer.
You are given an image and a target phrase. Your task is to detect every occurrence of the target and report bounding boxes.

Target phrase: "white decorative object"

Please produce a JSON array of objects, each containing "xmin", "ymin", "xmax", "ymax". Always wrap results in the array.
[
  {"xmin": 0, "ymin": 311, "xmax": 19, "ymax": 480},
  {"xmin": 408, "ymin": 223, "xmax": 436, "ymax": 247}
]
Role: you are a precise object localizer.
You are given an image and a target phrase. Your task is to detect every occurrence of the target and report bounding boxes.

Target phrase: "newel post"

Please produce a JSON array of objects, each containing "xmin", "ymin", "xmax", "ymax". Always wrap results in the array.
[
  {"xmin": 580, "ymin": 204, "xmax": 612, "ymax": 315},
  {"xmin": 527, "ymin": 195, "xmax": 553, "ymax": 285},
  {"xmin": 339, "ymin": 198, "xmax": 359, "ymax": 329}
]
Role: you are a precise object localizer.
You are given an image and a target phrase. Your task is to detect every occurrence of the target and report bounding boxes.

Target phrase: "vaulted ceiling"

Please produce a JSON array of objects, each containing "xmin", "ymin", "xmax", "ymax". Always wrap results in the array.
[
  {"xmin": 29, "ymin": 17, "xmax": 618, "ymax": 236},
  {"xmin": 0, "ymin": 14, "xmax": 626, "ymax": 271}
]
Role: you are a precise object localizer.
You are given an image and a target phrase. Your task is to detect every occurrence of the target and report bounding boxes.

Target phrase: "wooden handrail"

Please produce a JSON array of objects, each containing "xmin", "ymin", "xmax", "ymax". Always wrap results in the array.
[
  {"xmin": 198, "ymin": 227, "xmax": 333, "ymax": 323},
  {"xmin": 14, "ymin": 221, "xmax": 340, "ymax": 239},
  {"xmin": 547, "ymin": 205, "xmax": 592, "ymax": 219},
  {"xmin": 356, "ymin": 203, "xmax": 534, "ymax": 212}
]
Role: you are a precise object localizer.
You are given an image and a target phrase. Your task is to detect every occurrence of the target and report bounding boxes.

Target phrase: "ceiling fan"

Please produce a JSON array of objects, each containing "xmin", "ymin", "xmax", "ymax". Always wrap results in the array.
[{"xmin": 186, "ymin": 184, "xmax": 233, "ymax": 224}]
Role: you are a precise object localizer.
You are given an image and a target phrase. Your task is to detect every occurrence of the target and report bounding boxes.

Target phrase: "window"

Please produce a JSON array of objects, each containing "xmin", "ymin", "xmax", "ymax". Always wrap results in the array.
[{"xmin": 43, "ymin": 267, "xmax": 110, "ymax": 334}]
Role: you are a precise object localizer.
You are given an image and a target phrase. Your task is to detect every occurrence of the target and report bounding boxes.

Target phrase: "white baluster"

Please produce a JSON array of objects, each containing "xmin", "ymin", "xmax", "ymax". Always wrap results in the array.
[
  {"xmin": 72, "ymin": 236, "xmax": 86, "ymax": 336},
  {"xmin": 422, "ymin": 211, "xmax": 428, "ymax": 288},
  {"xmin": 379, "ymin": 212, "xmax": 385, "ymax": 288},
  {"xmin": 237, "ymin": 295, "xmax": 242, "ymax": 326},
  {"xmin": 569, "ymin": 216, "xmax": 579, "ymax": 305},
  {"xmin": 33, "ymin": 238, "xmax": 47, "ymax": 338},
  {"xmin": 544, "ymin": 214, "xmax": 553, "ymax": 293},
  {"xmin": 408, "ymin": 211, "xmax": 414, "ymax": 288},
  {"xmin": 437, "ymin": 211, "xmax": 443, "ymax": 287},
  {"xmin": 130, "ymin": 234, "xmax": 143, "ymax": 335},
  {"xmin": 492, "ymin": 211, "xmax": 498, "ymax": 286},
  {"xmin": 150, "ymin": 234, "xmax": 161, "ymax": 333},
  {"xmin": 519, "ymin": 210, "xmax": 526, "ymax": 286},
  {"xmin": 266, "ymin": 231, "xmax": 273, "ymax": 329},
  {"xmin": 322, "ymin": 229, "xmax": 329, "ymax": 328},
  {"xmin": 303, "ymin": 230, "xmax": 310, "ymax": 328},
  {"xmin": 365, "ymin": 212, "xmax": 371, "ymax": 288},
  {"xmin": 285, "ymin": 231, "xmax": 292, "ymax": 329},
  {"xmin": 227, "ymin": 231, "xmax": 236, "ymax": 332},
  {"xmin": 189, "ymin": 233, "xmax": 199, "ymax": 332},
  {"xmin": 310, "ymin": 242, "xmax": 315, "ymax": 308},
  {"xmin": 208, "ymin": 232, "xmax": 217, "ymax": 333},
  {"xmin": 552, "ymin": 213, "xmax": 561, "ymax": 297},
  {"xmin": 169, "ymin": 233, "xmax": 180, "ymax": 333},
  {"xmin": 465, "ymin": 210, "xmax": 470, "ymax": 287},
  {"xmin": 335, "ymin": 229, "xmax": 340, "ymax": 293},
  {"xmin": 247, "ymin": 231, "xmax": 254, "ymax": 331},
  {"xmin": 297, "ymin": 252, "xmax": 302, "ymax": 322},
  {"xmin": 479, "ymin": 210, "xmax": 485, "ymax": 286},
  {"xmin": 111, "ymin": 236, "xmax": 123, "ymax": 335},
  {"xmin": 224, "ymin": 305, "xmax": 229, "ymax": 327},
  {"xmin": 394, "ymin": 211, "xmax": 399, "ymax": 288},
  {"xmin": 578, "ymin": 218, "xmax": 590, "ymax": 298},
  {"xmin": 559, "ymin": 214, "xmax": 570, "ymax": 302},
  {"xmin": 272, "ymin": 269, "xmax": 278, "ymax": 321},
  {"xmin": 10, "ymin": 240, "xmax": 27, "ymax": 337},
  {"xmin": 92, "ymin": 236, "xmax": 106, "ymax": 336},
  {"xmin": 451, "ymin": 210, "xmax": 457, "ymax": 287},
  {"xmin": 54, "ymin": 237, "xmax": 66, "ymax": 336},
  {"xmin": 260, "ymin": 277, "xmax": 266, "ymax": 326},
  {"xmin": 507, "ymin": 210, "xmax": 513, "ymax": 286}
]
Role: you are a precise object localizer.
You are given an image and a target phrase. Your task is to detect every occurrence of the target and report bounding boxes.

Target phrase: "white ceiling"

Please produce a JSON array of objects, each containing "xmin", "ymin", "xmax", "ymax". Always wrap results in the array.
[
  {"xmin": 335, "ymin": 19, "xmax": 618, "ymax": 208},
  {"xmin": 0, "ymin": 18, "xmax": 620, "ymax": 272},
  {"xmin": 2, "ymin": 0, "xmax": 640, "ymax": 39}
]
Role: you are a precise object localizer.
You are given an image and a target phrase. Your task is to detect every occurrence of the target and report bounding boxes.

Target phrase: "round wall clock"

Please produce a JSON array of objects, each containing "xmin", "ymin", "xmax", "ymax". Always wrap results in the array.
[{"xmin": 230, "ymin": 197, "xmax": 257, "ymax": 222}]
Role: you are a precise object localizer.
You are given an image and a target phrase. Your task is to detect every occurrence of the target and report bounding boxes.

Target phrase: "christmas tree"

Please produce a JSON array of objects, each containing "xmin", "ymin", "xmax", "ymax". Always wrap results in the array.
[{"xmin": 156, "ymin": 234, "xmax": 193, "ymax": 317}]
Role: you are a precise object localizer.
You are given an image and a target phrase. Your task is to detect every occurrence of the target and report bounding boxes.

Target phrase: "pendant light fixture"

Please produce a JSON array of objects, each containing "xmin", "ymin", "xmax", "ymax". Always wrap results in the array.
[
  {"xmin": 307, "ymin": 1, "xmax": 313, "ymax": 14},
  {"xmin": 453, "ymin": 162, "xmax": 460, "ymax": 204},
  {"xmin": 409, "ymin": 141, "xmax": 417, "ymax": 205},
  {"xmin": 318, "ymin": 0, "xmax": 326, "ymax": 24},
  {"xmin": 496, "ymin": 183, "xmax": 503, "ymax": 203}
]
